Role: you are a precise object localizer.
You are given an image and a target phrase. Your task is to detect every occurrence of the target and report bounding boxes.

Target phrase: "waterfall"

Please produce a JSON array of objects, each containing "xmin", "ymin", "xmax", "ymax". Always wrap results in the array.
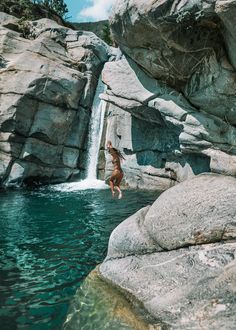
[
  {"xmin": 52, "ymin": 76, "xmax": 108, "ymax": 192},
  {"xmin": 86, "ymin": 78, "xmax": 106, "ymax": 180}
]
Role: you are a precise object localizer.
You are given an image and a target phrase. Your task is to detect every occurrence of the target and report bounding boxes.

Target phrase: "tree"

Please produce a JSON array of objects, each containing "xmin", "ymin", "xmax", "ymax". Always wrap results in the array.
[
  {"xmin": 36, "ymin": 0, "xmax": 68, "ymax": 17},
  {"xmin": 0, "ymin": 0, "xmax": 68, "ymax": 19},
  {"xmin": 102, "ymin": 23, "xmax": 113, "ymax": 46}
]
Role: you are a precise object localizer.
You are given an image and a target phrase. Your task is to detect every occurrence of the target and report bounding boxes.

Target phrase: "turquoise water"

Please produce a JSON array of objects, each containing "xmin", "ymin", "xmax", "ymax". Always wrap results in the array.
[{"xmin": 0, "ymin": 187, "xmax": 159, "ymax": 330}]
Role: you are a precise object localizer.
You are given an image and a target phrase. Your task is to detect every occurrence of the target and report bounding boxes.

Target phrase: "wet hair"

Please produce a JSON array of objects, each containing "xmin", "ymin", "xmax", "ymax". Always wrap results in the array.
[
  {"xmin": 107, "ymin": 142, "xmax": 125, "ymax": 160},
  {"xmin": 110, "ymin": 147, "xmax": 125, "ymax": 160}
]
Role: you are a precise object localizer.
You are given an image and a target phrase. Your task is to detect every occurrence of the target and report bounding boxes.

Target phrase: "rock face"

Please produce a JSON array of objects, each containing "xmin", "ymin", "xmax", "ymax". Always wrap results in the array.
[
  {"xmin": 100, "ymin": 174, "xmax": 236, "ymax": 329},
  {"xmin": 100, "ymin": 0, "xmax": 236, "ymax": 189},
  {"xmin": 0, "ymin": 14, "xmax": 109, "ymax": 186},
  {"xmin": 72, "ymin": 20, "xmax": 109, "ymax": 43}
]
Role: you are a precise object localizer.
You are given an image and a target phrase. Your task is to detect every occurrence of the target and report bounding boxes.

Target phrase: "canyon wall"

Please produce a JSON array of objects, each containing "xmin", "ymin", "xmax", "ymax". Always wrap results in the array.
[
  {"xmin": 95, "ymin": 1, "xmax": 236, "ymax": 329},
  {"xmin": 0, "ymin": 12, "xmax": 110, "ymax": 186},
  {"xmin": 101, "ymin": 0, "xmax": 236, "ymax": 189}
]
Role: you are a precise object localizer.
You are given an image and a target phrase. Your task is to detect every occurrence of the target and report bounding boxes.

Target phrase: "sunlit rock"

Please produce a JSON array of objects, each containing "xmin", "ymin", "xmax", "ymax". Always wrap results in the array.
[
  {"xmin": 0, "ymin": 13, "xmax": 110, "ymax": 186},
  {"xmin": 100, "ymin": 174, "xmax": 236, "ymax": 329}
]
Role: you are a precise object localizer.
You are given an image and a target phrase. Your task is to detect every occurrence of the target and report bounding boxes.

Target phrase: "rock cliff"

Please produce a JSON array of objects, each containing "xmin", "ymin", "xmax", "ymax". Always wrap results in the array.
[
  {"xmin": 101, "ymin": 0, "xmax": 236, "ymax": 189},
  {"xmin": 100, "ymin": 173, "xmax": 236, "ymax": 329},
  {"xmin": 96, "ymin": 1, "xmax": 236, "ymax": 328},
  {"xmin": 0, "ymin": 12, "xmax": 109, "ymax": 186},
  {"xmin": 72, "ymin": 20, "xmax": 109, "ymax": 43}
]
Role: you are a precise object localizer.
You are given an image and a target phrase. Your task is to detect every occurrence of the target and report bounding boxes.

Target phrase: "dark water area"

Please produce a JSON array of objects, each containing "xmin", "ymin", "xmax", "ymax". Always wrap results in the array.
[{"xmin": 0, "ymin": 187, "xmax": 159, "ymax": 330}]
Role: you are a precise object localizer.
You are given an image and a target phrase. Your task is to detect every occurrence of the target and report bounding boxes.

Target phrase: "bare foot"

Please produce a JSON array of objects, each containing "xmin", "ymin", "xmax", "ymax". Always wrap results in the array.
[{"xmin": 118, "ymin": 191, "xmax": 122, "ymax": 199}]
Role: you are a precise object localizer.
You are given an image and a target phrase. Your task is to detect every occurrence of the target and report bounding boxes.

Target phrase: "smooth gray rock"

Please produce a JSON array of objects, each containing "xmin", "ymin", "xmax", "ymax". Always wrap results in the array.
[
  {"xmin": 145, "ymin": 174, "xmax": 236, "ymax": 251},
  {"xmin": 0, "ymin": 12, "xmax": 19, "ymax": 31},
  {"xmin": 100, "ymin": 174, "xmax": 236, "ymax": 329},
  {"xmin": 27, "ymin": 18, "xmax": 66, "ymax": 38},
  {"xmin": 0, "ymin": 15, "xmax": 109, "ymax": 186},
  {"xmin": 105, "ymin": 174, "xmax": 236, "ymax": 258},
  {"xmin": 102, "ymin": 57, "xmax": 165, "ymax": 104},
  {"xmin": 104, "ymin": 104, "xmax": 178, "ymax": 191},
  {"xmin": 216, "ymin": 0, "xmax": 236, "ymax": 69},
  {"xmin": 102, "ymin": 57, "xmax": 235, "ymax": 189},
  {"xmin": 101, "ymin": 244, "xmax": 236, "ymax": 330},
  {"xmin": 109, "ymin": 0, "xmax": 236, "ymax": 126},
  {"xmin": 207, "ymin": 149, "xmax": 236, "ymax": 177},
  {"xmin": 110, "ymin": 1, "xmax": 217, "ymax": 85}
]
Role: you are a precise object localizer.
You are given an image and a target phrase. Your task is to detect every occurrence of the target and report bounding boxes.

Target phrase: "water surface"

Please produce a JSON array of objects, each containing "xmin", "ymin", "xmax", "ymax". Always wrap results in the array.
[{"xmin": 0, "ymin": 187, "xmax": 159, "ymax": 330}]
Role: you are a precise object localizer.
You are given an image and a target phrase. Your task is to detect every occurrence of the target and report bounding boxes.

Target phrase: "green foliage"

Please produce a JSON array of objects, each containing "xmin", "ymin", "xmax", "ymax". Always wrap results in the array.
[
  {"xmin": 101, "ymin": 23, "xmax": 113, "ymax": 46},
  {"xmin": 0, "ymin": 0, "xmax": 68, "ymax": 20},
  {"xmin": 18, "ymin": 17, "xmax": 31, "ymax": 38},
  {"xmin": 35, "ymin": 0, "xmax": 68, "ymax": 18},
  {"xmin": 0, "ymin": 0, "xmax": 33, "ymax": 20}
]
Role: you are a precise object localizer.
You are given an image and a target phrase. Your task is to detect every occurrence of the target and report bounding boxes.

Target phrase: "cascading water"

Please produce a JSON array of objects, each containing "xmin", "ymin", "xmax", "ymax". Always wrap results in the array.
[
  {"xmin": 86, "ymin": 78, "xmax": 106, "ymax": 181},
  {"xmin": 53, "ymin": 77, "xmax": 108, "ymax": 191}
]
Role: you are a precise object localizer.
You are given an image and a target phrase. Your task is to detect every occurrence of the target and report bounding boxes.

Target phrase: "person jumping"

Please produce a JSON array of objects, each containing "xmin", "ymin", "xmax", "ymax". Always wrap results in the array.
[{"xmin": 106, "ymin": 141, "xmax": 125, "ymax": 199}]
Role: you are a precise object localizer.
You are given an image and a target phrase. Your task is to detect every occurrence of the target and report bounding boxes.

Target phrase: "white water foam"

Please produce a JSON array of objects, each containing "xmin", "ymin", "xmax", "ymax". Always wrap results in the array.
[
  {"xmin": 53, "ymin": 179, "xmax": 108, "ymax": 192},
  {"xmin": 52, "ymin": 77, "xmax": 108, "ymax": 192}
]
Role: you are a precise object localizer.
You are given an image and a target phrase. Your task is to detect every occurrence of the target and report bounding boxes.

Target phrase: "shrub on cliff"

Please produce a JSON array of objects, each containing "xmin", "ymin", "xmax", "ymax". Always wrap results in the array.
[
  {"xmin": 0, "ymin": 0, "xmax": 68, "ymax": 21},
  {"xmin": 35, "ymin": 0, "xmax": 68, "ymax": 18},
  {"xmin": 101, "ymin": 22, "xmax": 113, "ymax": 46}
]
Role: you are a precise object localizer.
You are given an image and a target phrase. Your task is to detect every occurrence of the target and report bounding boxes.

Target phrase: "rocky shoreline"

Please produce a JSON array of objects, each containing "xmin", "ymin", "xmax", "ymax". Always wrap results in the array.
[
  {"xmin": 97, "ymin": 173, "xmax": 236, "ymax": 329},
  {"xmin": 94, "ymin": 4, "xmax": 236, "ymax": 325},
  {"xmin": 63, "ymin": 173, "xmax": 236, "ymax": 329},
  {"xmin": 1, "ymin": 1, "xmax": 236, "ymax": 328},
  {"xmin": 64, "ymin": 269, "xmax": 165, "ymax": 330}
]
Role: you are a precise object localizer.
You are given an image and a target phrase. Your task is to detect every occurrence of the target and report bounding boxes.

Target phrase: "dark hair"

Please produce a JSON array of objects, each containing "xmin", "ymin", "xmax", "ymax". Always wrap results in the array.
[{"xmin": 111, "ymin": 147, "xmax": 125, "ymax": 160}]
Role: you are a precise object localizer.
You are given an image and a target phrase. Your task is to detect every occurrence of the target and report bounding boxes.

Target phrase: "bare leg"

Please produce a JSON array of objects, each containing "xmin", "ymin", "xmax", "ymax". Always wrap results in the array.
[
  {"xmin": 115, "ymin": 186, "xmax": 122, "ymax": 199},
  {"xmin": 109, "ymin": 179, "xmax": 115, "ymax": 197},
  {"xmin": 115, "ymin": 172, "xmax": 123, "ymax": 199}
]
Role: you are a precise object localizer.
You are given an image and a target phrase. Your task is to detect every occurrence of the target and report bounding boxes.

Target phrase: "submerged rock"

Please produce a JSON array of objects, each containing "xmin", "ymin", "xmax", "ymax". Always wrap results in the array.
[
  {"xmin": 0, "ymin": 13, "xmax": 110, "ymax": 186},
  {"xmin": 64, "ymin": 270, "xmax": 164, "ymax": 330},
  {"xmin": 99, "ymin": 174, "xmax": 236, "ymax": 329}
]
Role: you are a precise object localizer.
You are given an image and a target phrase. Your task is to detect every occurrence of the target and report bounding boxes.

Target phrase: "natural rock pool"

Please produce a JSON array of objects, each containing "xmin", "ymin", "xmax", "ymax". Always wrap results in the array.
[{"xmin": 0, "ymin": 187, "xmax": 159, "ymax": 330}]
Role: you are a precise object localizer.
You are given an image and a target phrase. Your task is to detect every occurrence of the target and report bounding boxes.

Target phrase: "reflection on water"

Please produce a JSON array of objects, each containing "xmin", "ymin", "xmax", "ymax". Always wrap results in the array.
[{"xmin": 0, "ymin": 188, "xmax": 159, "ymax": 330}]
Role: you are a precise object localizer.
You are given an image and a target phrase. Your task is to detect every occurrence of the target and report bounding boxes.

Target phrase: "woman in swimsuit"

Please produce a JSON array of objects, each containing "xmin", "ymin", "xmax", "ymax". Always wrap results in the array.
[{"xmin": 107, "ymin": 141, "xmax": 124, "ymax": 199}]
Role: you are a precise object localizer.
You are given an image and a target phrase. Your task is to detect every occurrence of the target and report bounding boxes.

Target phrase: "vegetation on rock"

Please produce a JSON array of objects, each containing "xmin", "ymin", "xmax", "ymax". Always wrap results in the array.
[
  {"xmin": 1, "ymin": 1, "xmax": 112, "ymax": 45},
  {"xmin": 0, "ymin": 0, "xmax": 68, "ymax": 22},
  {"xmin": 35, "ymin": 0, "xmax": 68, "ymax": 18},
  {"xmin": 101, "ymin": 22, "xmax": 113, "ymax": 46}
]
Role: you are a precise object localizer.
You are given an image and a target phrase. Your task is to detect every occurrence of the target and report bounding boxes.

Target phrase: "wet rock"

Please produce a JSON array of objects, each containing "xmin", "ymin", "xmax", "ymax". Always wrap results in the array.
[{"xmin": 64, "ymin": 270, "xmax": 162, "ymax": 330}]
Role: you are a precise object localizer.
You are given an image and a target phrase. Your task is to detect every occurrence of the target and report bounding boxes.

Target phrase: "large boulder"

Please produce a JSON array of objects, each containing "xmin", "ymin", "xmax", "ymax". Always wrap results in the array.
[
  {"xmin": 110, "ymin": 0, "xmax": 236, "ymax": 122},
  {"xmin": 109, "ymin": 0, "xmax": 236, "ymax": 124},
  {"xmin": 100, "ymin": 174, "xmax": 236, "ymax": 329},
  {"xmin": 0, "ymin": 14, "xmax": 110, "ymax": 186}
]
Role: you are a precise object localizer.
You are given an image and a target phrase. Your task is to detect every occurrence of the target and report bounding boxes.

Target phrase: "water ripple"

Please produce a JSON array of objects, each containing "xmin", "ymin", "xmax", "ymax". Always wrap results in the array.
[{"xmin": 0, "ymin": 188, "xmax": 159, "ymax": 330}]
